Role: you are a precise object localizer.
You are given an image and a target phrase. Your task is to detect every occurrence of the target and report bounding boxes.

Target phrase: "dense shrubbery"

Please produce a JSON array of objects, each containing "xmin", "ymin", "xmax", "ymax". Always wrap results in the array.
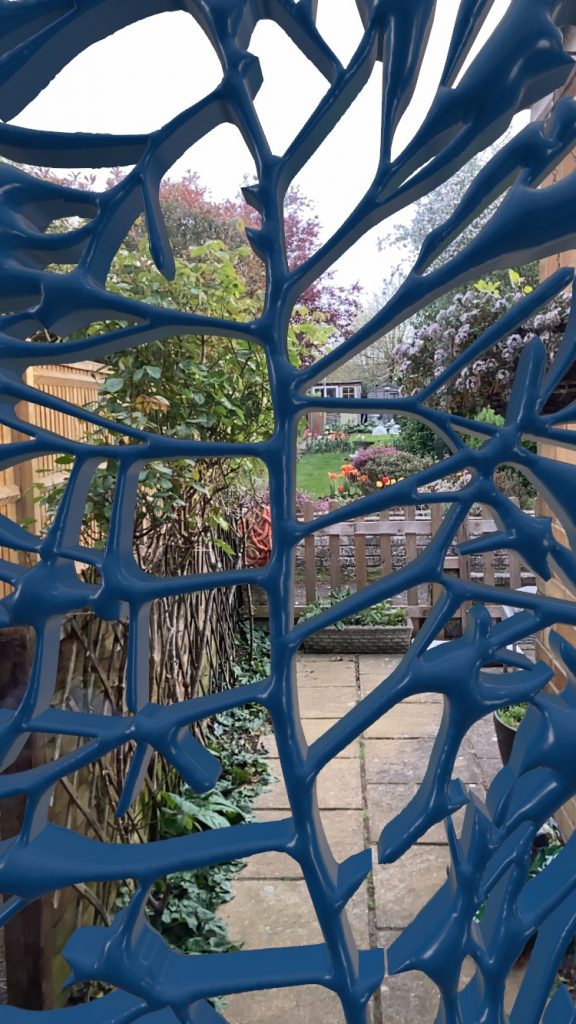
[
  {"xmin": 351, "ymin": 446, "xmax": 430, "ymax": 489},
  {"xmin": 115, "ymin": 627, "xmax": 272, "ymax": 972},
  {"xmin": 301, "ymin": 428, "xmax": 357, "ymax": 455},
  {"xmin": 302, "ymin": 588, "xmax": 407, "ymax": 627},
  {"xmin": 394, "ymin": 284, "xmax": 569, "ymax": 418},
  {"xmin": 397, "ymin": 418, "xmax": 450, "ymax": 460}
]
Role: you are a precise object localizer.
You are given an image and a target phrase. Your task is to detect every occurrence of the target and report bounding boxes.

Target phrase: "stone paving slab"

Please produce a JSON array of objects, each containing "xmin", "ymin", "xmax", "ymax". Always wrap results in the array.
[
  {"xmin": 220, "ymin": 652, "xmax": 522, "ymax": 1023},
  {"xmin": 298, "ymin": 686, "xmax": 357, "ymax": 718},
  {"xmin": 466, "ymin": 717, "xmax": 501, "ymax": 759},
  {"xmin": 357, "ymin": 655, "xmax": 405, "ymax": 692},
  {"xmin": 222, "ymin": 985, "xmax": 349, "ymax": 1024},
  {"xmin": 478, "ymin": 757, "xmax": 503, "ymax": 788},
  {"xmin": 298, "ymin": 654, "xmax": 356, "ymax": 688},
  {"xmin": 364, "ymin": 700, "xmax": 443, "ymax": 739},
  {"xmin": 241, "ymin": 809, "xmax": 365, "ymax": 879},
  {"xmin": 220, "ymin": 878, "xmax": 374, "ymax": 1024},
  {"xmin": 220, "ymin": 878, "xmax": 369, "ymax": 949},
  {"xmin": 373, "ymin": 846, "xmax": 449, "ymax": 930},
  {"xmin": 378, "ymin": 930, "xmax": 524, "ymax": 1020},
  {"xmin": 366, "ymin": 782, "xmax": 485, "ymax": 846},
  {"xmin": 364, "ymin": 738, "xmax": 482, "ymax": 785},
  {"xmin": 255, "ymin": 757, "xmax": 363, "ymax": 810},
  {"xmin": 379, "ymin": 931, "xmax": 439, "ymax": 1024},
  {"xmin": 263, "ymin": 719, "xmax": 360, "ymax": 758}
]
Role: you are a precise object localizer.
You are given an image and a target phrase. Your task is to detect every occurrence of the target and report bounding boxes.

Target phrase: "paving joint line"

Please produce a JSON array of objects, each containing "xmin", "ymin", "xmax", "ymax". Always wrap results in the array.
[{"xmin": 354, "ymin": 654, "xmax": 384, "ymax": 1024}]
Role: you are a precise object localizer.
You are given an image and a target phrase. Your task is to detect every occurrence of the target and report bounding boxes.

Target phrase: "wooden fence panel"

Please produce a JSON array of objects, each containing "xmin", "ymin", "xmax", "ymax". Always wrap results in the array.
[
  {"xmin": 328, "ymin": 499, "xmax": 341, "ymax": 589},
  {"xmin": 354, "ymin": 531, "xmax": 367, "ymax": 590},
  {"xmin": 0, "ymin": 364, "xmax": 102, "ymax": 597},
  {"xmin": 430, "ymin": 504, "xmax": 443, "ymax": 607},
  {"xmin": 303, "ymin": 501, "xmax": 316, "ymax": 605},
  {"xmin": 298, "ymin": 505, "xmax": 533, "ymax": 633},
  {"xmin": 379, "ymin": 510, "xmax": 391, "ymax": 579}
]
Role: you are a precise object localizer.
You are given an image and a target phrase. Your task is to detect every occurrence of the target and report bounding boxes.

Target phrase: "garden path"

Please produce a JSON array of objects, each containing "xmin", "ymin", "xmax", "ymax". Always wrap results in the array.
[{"xmin": 220, "ymin": 653, "xmax": 524, "ymax": 1023}]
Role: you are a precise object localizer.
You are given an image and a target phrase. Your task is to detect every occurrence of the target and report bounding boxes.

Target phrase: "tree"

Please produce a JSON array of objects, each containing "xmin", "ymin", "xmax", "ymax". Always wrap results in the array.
[
  {"xmin": 373, "ymin": 139, "xmax": 550, "ymax": 418},
  {"xmin": 126, "ymin": 174, "xmax": 363, "ymax": 351},
  {"xmin": 378, "ymin": 137, "xmax": 539, "ymax": 285},
  {"xmin": 341, "ymin": 275, "xmax": 405, "ymax": 392},
  {"xmin": 45, "ymin": 235, "xmax": 333, "ymax": 538},
  {"xmin": 394, "ymin": 275, "xmax": 570, "ymax": 419}
]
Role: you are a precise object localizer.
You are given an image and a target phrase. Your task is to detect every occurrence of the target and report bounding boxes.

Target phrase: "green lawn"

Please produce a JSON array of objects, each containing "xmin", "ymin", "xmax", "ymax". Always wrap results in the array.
[
  {"xmin": 295, "ymin": 434, "xmax": 399, "ymax": 497},
  {"xmin": 297, "ymin": 435, "xmax": 397, "ymax": 498},
  {"xmin": 296, "ymin": 452, "xmax": 348, "ymax": 497}
]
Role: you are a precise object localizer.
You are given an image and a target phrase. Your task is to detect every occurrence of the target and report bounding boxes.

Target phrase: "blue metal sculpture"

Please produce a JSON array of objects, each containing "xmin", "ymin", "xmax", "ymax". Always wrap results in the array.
[{"xmin": 3, "ymin": 1, "xmax": 576, "ymax": 1021}]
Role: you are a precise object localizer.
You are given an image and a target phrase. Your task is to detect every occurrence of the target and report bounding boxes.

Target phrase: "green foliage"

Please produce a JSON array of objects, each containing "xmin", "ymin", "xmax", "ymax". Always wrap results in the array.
[
  {"xmin": 475, "ymin": 821, "xmax": 563, "ymax": 923},
  {"xmin": 495, "ymin": 703, "xmax": 528, "ymax": 729},
  {"xmin": 94, "ymin": 239, "xmax": 272, "ymax": 445},
  {"xmin": 301, "ymin": 428, "xmax": 358, "ymax": 456},
  {"xmin": 529, "ymin": 838, "xmax": 563, "ymax": 880},
  {"xmin": 302, "ymin": 587, "xmax": 407, "ymax": 627},
  {"xmin": 493, "ymin": 466, "xmax": 536, "ymax": 509},
  {"xmin": 38, "ymin": 237, "xmax": 333, "ymax": 537},
  {"xmin": 116, "ymin": 688, "xmax": 272, "ymax": 965},
  {"xmin": 394, "ymin": 284, "xmax": 569, "ymax": 420},
  {"xmin": 351, "ymin": 445, "xmax": 431, "ymax": 489},
  {"xmin": 397, "ymin": 418, "xmax": 450, "ymax": 460},
  {"xmin": 229, "ymin": 622, "xmax": 271, "ymax": 687},
  {"xmin": 462, "ymin": 407, "xmax": 505, "ymax": 450}
]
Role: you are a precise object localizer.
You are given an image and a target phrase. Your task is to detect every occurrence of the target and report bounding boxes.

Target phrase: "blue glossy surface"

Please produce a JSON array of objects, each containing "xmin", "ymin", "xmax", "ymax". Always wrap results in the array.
[{"xmin": 2, "ymin": 2, "xmax": 576, "ymax": 1021}]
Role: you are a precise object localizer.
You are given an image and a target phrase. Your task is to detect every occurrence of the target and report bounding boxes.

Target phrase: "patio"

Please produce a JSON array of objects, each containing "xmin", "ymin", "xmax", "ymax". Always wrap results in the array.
[{"xmin": 220, "ymin": 653, "xmax": 524, "ymax": 1024}]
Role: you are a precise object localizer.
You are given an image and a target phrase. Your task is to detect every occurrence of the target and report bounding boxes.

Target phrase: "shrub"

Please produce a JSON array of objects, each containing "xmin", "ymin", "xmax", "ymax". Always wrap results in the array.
[
  {"xmin": 398, "ymin": 418, "xmax": 450, "ymax": 460},
  {"xmin": 394, "ymin": 284, "xmax": 570, "ymax": 419},
  {"xmin": 351, "ymin": 446, "xmax": 431, "ymax": 489},
  {"xmin": 302, "ymin": 587, "xmax": 407, "ymax": 626},
  {"xmin": 462, "ymin": 406, "xmax": 505, "ymax": 449},
  {"xmin": 301, "ymin": 429, "xmax": 357, "ymax": 455}
]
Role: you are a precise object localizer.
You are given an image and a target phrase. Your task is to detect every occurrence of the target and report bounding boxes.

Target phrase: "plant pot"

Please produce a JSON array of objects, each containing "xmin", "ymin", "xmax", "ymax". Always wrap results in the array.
[
  {"xmin": 303, "ymin": 623, "xmax": 412, "ymax": 654},
  {"xmin": 493, "ymin": 712, "xmax": 517, "ymax": 766}
]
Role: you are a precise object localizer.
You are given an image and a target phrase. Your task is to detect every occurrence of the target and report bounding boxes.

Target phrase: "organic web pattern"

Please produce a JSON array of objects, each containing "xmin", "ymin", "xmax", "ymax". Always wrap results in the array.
[{"xmin": 4, "ymin": 1, "xmax": 576, "ymax": 1022}]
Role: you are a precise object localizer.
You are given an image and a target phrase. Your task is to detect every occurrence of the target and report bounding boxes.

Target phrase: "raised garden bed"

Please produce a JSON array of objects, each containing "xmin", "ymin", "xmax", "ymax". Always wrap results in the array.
[{"xmin": 303, "ymin": 623, "xmax": 412, "ymax": 654}]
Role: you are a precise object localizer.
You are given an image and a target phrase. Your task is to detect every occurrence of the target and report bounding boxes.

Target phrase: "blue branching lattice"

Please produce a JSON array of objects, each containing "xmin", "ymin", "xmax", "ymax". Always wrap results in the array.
[{"xmin": 4, "ymin": 1, "xmax": 576, "ymax": 1021}]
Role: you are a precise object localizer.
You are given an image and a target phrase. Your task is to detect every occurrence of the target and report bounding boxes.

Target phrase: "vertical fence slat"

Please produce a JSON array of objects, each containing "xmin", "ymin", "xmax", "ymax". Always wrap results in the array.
[
  {"xmin": 329, "ymin": 499, "xmax": 341, "ymax": 589},
  {"xmin": 405, "ymin": 510, "xmax": 419, "ymax": 606},
  {"xmin": 430, "ymin": 504, "xmax": 443, "ymax": 607},
  {"xmin": 508, "ymin": 496, "xmax": 522, "ymax": 590},
  {"xmin": 457, "ymin": 519, "xmax": 471, "ymax": 626},
  {"xmin": 304, "ymin": 501, "xmax": 317, "ymax": 604},
  {"xmin": 355, "ymin": 516, "xmax": 367, "ymax": 591},
  {"xmin": 484, "ymin": 547, "xmax": 496, "ymax": 587},
  {"xmin": 379, "ymin": 509, "xmax": 391, "ymax": 578}
]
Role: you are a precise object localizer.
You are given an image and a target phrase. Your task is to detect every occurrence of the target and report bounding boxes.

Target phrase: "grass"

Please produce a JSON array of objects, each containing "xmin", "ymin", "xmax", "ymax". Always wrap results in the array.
[
  {"xmin": 297, "ymin": 435, "xmax": 397, "ymax": 498},
  {"xmin": 297, "ymin": 452, "xmax": 346, "ymax": 497}
]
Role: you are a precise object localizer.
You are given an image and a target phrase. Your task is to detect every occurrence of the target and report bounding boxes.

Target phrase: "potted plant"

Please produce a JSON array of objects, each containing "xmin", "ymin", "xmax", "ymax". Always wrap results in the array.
[
  {"xmin": 300, "ymin": 588, "xmax": 412, "ymax": 654},
  {"xmin": 493, "ymin": 702, "xmax": 528, "ymax": 765}
]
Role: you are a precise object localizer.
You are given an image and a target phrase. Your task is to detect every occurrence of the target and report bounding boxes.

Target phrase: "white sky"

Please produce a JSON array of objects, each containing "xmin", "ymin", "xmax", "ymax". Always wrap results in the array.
[{"xmin": 12, "ymin": 0, "xmax": 512, "ymax": 299}]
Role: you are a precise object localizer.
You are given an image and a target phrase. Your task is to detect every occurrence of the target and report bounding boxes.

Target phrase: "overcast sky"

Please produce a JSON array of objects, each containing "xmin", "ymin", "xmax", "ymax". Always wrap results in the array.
[{"xmin": 12, "ymin": 0, "xmax": 512, "ymax": 299}]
